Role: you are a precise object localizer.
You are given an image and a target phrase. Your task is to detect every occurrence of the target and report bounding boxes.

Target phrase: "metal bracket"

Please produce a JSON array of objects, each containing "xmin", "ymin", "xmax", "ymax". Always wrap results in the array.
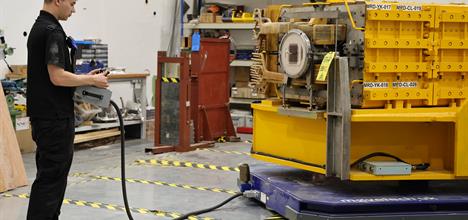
[
  {"xmin": 281, "ymin": 7, "xmax": 340, "ymax": 20},
  {"xmin": 326, "ymin": 56, "xmax": 351, "ymax": 180},
  {"xmin": 278, "ymin": 107, "xmax": 325, "ymax": 120}
]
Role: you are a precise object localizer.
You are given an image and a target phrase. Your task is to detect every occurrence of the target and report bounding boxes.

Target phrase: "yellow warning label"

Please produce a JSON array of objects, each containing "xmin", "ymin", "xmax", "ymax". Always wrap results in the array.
[
  {"xmin": 316, "ymin": 52, "xmax": 336, "ymax": 81},
  {"xmin": 217, "ymin": 136, "xmax": 226, "ymax": 143}
]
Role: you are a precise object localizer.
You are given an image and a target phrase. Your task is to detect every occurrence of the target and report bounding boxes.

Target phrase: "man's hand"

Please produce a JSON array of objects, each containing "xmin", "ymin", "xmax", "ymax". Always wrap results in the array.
[
  {"xmin": 47, "ymin": 64, "xmax": 110, "ymax": 88},
  {"xmin": 91, "ymin": 73, "xmax": 109, "ymax": 88},
  {"xmin": 88, "ymin": 68, "xmax": 110, "ymax": 76},
  {"xmin": 87, "ymin": 68, "xmax": 103, "ymax": 75}
]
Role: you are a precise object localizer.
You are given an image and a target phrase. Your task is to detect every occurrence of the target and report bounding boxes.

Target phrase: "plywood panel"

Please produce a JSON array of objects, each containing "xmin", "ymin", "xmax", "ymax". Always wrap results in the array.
[{"xmin": 0, "ymin": 84, "xmax": 28, "ymax": 192}]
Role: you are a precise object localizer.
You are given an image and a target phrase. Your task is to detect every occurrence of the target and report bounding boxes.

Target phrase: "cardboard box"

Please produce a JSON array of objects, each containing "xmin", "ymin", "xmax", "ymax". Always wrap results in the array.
[
  {"xmin": 145, "ymin": 119, "xmax": 155, "ymax": 140},
  {"xmin": 216, "ymin": 16, "xmax": 223, "ymax": 23},
  {"xmin": 231, "ymin": 113, "xmax": 246, "ymax": 128},
  {"xmin": 235, "ymin": 81, "xmax": 249, "ymax": 87},
  {"xmin": 245, "ymin": 115, "xmax": 253, "ymax": 128},
  {"xmin": 231, "ymin": 87, "xmax": 267, "ymax": 99},
  {"xmin": 200, "ymin": 13, "xmax": 217, "ymax": 23},
  {"xmin": 234, "ymin": 67, "xmax": 250, "ymax": 82},
  {"xmin": 16, "ymin": 128, "xmax": 36, "ymax": 154}
]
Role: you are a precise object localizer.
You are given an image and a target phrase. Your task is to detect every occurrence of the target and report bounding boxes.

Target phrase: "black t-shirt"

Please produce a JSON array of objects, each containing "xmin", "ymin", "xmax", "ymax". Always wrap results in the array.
[{"xmin": 27, "ymin": 10, "xmax": 75, "ymax": 119}]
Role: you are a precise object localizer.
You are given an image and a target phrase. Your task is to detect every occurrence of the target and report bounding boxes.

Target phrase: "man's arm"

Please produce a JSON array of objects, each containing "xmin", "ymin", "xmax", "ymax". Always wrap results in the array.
[{"xmin": 48, "ymin": 65, "xmax": 109, "ymax": 88}]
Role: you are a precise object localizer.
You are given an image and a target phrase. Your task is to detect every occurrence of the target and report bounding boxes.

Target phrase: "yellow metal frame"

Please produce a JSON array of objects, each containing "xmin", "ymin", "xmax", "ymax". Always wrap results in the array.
[
  {"xmin": 252, "ymin": 100, "xmax": 468, "ymax": 181},
  {"xmin": 251, "ymin": 100, "xmax": 327, "ymax": 175},
  {"xmin": 251, "ymin": 2, "xmax": 468, "ymax": 181},
  {"xmin": 363, "ymin": 2, "xmax": 468, "ymax": 108}
]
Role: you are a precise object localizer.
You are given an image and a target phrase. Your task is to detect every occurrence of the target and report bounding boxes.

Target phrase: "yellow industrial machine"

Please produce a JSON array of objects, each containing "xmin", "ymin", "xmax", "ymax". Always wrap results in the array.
[{"xmin": 249, "ymin": 1, "xmax": 468, "ymax": 181}]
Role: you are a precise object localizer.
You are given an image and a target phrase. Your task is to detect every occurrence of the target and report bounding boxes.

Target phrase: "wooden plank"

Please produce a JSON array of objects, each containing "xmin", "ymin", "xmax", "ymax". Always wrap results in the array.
[
  {"xmin": 5, "ymin": 73, "xmax": 27, "ymax": 80},
  {"xmin": 74, "ymin": 128, "xmax": 120, "ymax": 144},
  {"xmin": 145, "ymin": 146, "xmax": 176, "ymax": 154},
  {"xmin": 108, "ymin": 73, "xmax": 149, "ymax": 79},
  {"xmin": 0, "ymin": 84, "xmax": 28, "ymax": 193}
]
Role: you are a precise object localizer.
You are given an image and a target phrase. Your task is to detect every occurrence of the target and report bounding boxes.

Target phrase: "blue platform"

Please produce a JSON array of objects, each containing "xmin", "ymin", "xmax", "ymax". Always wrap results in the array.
[{"xmin": 239, "ymin": 163, "xmax": 468, "ymax": 220}]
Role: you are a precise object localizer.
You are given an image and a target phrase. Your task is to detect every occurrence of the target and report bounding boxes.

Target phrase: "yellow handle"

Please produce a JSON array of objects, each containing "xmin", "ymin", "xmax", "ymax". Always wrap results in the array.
[{"xmin": 344, "ymin": 0, "xmax": 365, "ymax": 31}]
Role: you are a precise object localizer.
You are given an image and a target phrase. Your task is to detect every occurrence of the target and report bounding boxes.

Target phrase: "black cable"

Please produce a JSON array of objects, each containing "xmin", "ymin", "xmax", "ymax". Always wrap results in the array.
[
  {"xmin": 3, "ymin": 59, "xmax": 14, "ymax": 73},
  {"xmin": 350, "ymin": 152, "xmax": 405, "ymax": 167},
  {"xmin": 351, "ymin": 152, "xmax": 430, "ymax": 171},
  {"xmin": 172, "ymin": 192, "xmax": 244, "ymax": 220},
  {"xmin": 110, "ymin": 100, "xmax": 134, "ymax": 220},
  {"xmin": 111, "ymin": 98, "xmax": 243, "ymax": 220}
]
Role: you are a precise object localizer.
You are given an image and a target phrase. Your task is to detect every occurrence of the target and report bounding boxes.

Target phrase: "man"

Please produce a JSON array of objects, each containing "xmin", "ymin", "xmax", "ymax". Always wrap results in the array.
[{"xmin": 26, "ymin": 0, "xmax": 109, "ymax": 219}]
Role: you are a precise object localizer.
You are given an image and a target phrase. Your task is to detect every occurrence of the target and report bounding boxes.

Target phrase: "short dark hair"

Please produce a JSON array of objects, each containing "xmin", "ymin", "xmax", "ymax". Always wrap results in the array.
[{"xmin": 44, "ymin": 0, "xmax": 53, "ymax": 3}]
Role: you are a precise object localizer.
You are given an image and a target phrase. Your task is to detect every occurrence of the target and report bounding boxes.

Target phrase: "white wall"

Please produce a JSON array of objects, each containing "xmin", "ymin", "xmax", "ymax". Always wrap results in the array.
[
  {"xmin": 0, "ymin": 0, "xmax": 43, "ymax": 75},
  {"xmin": 0, "ymin": 0, "xmax": 180, "ymax": 106}
]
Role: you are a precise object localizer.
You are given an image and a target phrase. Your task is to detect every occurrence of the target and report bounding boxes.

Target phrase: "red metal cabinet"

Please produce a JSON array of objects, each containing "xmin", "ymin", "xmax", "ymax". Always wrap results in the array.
[
  {"xmin": 191, "ymin": 39, "xmax": 235, "ymax": 142},
  {"xmin": 151, "ymin": 40, "xmax": 236, "ymax": 154}
]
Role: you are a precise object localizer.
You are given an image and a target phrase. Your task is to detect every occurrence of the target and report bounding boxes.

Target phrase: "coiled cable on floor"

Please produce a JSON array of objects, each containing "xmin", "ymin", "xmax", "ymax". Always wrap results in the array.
[{"xmin": 110, "ymin": 100, "xmax": 134, "ymax": 220}]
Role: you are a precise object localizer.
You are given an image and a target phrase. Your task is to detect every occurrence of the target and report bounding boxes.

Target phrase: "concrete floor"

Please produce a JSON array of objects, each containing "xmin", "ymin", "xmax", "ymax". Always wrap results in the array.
[{"xmin": 0, "ymin": 135, "xmax": 279, "ymax": 220}]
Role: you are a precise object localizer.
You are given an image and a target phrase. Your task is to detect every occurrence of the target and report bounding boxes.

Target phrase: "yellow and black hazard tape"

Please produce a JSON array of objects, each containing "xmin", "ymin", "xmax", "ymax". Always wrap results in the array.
[
  {"xmin": 217, "ymin": 136, "xmax": 226, "ymax": 143},
  {"xmin": 0, "ymin": 193, "xmax": 213, "ymax": 220},
  {"xmin": 68, "ymin": 172, "xmax": 97, "ymax": 186},
  {"xmin": 201, "ymin": 148, "xmax": 250, "ymax": 156},
  {"xmin": 264, "ymin": 214, "xmax": 287, "ymax": 220},
  {"xmin": 135, "ymin": 159, "xmax": 240, "ymax": 172},
  {"xmin": 162, "ymin": 77, "xmax": 180, "ymax": 83},
  {"xmin": 69, "ymin": 178, "xmax": 97, "ymax": 186},
  {"xmin": 73, "ymin": 174, "xmax": 238, "ymax": 195}
]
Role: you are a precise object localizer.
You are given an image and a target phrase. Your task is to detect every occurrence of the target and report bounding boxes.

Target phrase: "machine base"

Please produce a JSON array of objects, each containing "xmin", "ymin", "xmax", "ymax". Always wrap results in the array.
[{"xmin": 239, "ymin": 163, "xmax": 468, "ymax": 220}]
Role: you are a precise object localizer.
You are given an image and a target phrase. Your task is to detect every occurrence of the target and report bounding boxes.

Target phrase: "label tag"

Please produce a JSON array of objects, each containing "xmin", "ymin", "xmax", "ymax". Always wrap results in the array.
[
  {"xmin": 363, "ymin": 82, "xmax": 389, "ymax": 88},
  {"xmin": 16, "ymin": 117, "xmax": 30, "ymax": 131},
  {"xmin": 396, "ymin": 5, "xmax": 422, "ymax": 11},
  {"xmin": 392, "ymin": 81, "xmax": 418, "ymax": 88},
  {"xmin": 191, "ymin": 32, "xmax": 201, "ymax": 52},
  {"xmin": 316, "ymin": 52, "xmax": 336, "ymax": 81},
  {"xmin": 260, "ymin": 192, "xmax": 267, "ymax": 204},
  {"xmin": 367, "ymin": 3, "xmax": 392, "ymax": 11}
]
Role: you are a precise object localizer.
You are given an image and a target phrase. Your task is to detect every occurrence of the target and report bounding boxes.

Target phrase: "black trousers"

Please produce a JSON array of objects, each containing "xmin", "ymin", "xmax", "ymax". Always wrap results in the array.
[{"xmin": 27, "ymin": 117, "xmax": 75, "ymax": 220}]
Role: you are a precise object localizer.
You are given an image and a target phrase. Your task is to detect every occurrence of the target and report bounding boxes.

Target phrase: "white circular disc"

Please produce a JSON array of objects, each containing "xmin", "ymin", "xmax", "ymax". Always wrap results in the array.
[{"xmin": 279, "ymin": 29, "xmax": 312, "ymax": 79}]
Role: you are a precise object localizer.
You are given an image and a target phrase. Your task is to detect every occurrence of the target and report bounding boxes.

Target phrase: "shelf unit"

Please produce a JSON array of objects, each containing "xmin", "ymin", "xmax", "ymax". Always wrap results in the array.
[
  {"xmin": 75, "ymin": 120, "xmax": 142, "ymax": 133},
  {"xmin": 230, "ymin": 60, "xmax": 254, "ymax": 67},
  {"xmin": 183, "ymin": 23, "xmax": 255, "ymax": 30},
  {"xmin": 229, "ymin": 97, "xmax": 260, "ymax": 105}
]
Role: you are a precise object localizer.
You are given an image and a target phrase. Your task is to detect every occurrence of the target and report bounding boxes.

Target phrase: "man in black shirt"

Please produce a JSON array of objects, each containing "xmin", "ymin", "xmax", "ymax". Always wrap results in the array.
[{"xmin": 27, "ymin": 0, "xmax": 109, "ymax": 219}]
